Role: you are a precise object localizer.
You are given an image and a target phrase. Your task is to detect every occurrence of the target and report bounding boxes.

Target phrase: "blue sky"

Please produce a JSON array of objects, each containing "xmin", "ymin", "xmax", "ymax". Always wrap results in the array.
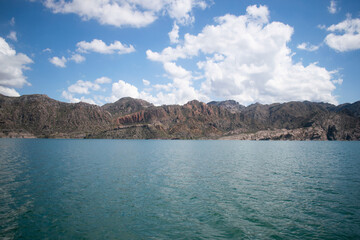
[{"xmin": 0, "ymin": 0, "xmax": 359, "ymax": 106}]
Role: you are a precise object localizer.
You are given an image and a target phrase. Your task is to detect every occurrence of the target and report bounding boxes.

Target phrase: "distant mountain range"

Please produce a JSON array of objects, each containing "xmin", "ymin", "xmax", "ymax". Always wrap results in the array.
[{"xmin": 1, "ymin": 94, "xmax": 359, "ymax": 140}]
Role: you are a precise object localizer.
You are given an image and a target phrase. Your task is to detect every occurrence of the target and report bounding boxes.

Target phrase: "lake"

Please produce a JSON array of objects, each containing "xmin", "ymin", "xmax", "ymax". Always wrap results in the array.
[{"xmin": 0, "ymin": 139, "xmax": 359, "ymax": 239}]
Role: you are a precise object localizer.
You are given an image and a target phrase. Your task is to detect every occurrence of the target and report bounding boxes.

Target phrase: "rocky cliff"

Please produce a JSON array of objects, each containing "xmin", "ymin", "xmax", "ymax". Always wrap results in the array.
[{"xmin": 1, "ymin": 94, "xmax": 359, "ymax": 140}]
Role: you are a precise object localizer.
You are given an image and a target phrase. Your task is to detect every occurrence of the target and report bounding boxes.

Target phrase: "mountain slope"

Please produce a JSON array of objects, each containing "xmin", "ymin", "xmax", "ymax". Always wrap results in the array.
[
  {"xmin": 101, "ymin": 97, "xmax": 153, "ymax": 116},
  {"xmin": 0, "ymin": 94, "xmax": 112, "ymax": 138}
]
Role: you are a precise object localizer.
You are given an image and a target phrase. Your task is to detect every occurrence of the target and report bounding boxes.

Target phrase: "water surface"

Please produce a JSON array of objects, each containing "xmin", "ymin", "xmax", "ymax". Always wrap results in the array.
[{"xmin": 0, "ymin": 139, "xmax": 359, "ymax": 239}]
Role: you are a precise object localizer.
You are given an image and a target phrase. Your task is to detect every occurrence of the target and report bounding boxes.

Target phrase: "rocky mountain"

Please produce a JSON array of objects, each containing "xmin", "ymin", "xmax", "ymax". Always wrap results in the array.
[
  {"xmin": 208, "ymin": 100, "xmax": 245, "ymax": 113},
  {"xmin": 0, "ymin": 94, "xmax": 112, "ymax": 138},
  {"xmin": 101, "ymin": 97, "xmax": 153, "ymax": 116},
  {"xmin": 1, "ymin": 94, "xmax": 359, "ymax": 140},
  {"xmin": 334, "ymin": 101, "xmax": 360, "ymax": 118}
]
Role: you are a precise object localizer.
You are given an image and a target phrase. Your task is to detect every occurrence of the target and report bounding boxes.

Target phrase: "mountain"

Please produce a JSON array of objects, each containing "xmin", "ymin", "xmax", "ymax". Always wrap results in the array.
[
  {"xmin": 1, "ymin": 94, "xmax": 359, "ymax": 140},
  {"xmin": 334, "ymin": 101, "xmax": 360, "ymax": 118},
  {"xmin": 102, "ymin": 97, "xmax": 153, "ymax": 116},
  {"xmin": 0, "ymin": 94, "xmax": 112, "ymax": 138},
  {"xmin": 208, "ymin": 100, "xmax": 245, "ymax": 113}
]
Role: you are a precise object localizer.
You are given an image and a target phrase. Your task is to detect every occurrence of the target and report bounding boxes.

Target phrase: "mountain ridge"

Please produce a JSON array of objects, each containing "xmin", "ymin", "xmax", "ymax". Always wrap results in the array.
[{"xmin": 0, "ymin": 94, "xmax": 359, "ymax": 140}]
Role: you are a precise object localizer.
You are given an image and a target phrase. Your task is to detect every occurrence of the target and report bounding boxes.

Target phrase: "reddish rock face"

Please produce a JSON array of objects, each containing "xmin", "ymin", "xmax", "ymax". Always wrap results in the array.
[{"xmin": 117, "ymin": 111, "xmax": 148, "ymax": 125}]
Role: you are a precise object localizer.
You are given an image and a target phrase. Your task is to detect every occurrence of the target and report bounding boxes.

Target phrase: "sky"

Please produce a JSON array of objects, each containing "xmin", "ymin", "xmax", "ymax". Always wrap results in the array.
[{"xmin": 0, "ymin": 0, "xmax": 359, "ymax": 106}]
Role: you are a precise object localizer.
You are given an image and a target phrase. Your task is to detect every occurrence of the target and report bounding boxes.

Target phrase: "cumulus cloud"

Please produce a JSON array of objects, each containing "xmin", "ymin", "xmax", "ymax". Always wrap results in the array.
[
  {"xmin": 108, "ymin": 80, "xmax": 140, "ymax": 101},
  {"xmin": 49, "ymin": 54, "xmax": 85, "ymax": 67},
  {"xmin": 0, "ymin": 86, "xmax": 21, "ymax": 97},
  {"xmin": 7, "ymin": 31, "xmax": 17, "ymax": 42},
  {"xmin": 246, "ymin": 4, "xmax": 269, "ymax": 23},
  {"xmin": 169, "ymin": 22, "xmax": 179, "ymax": 44},
  {"xmin": 44, "ymin": 0, "xmax": 209, "ymax": 28},
  {"xmin": 67, "ymin": 80, "xmax": 101, "ymax": 94},
  {"xmin": 166, "ymin": 0, "xmax": 208, "ymax": 25},
  {"xmin": 297, "ymin": 42, "xmax": 320, "ymax": 51},
  {"xmin": 142, "ymin": 79, "xmax": 150, "ymax": 86},
  {"xmin": 328, "ymin": 0, "xmax": 338, "ymax": 14},
  {"xmin": 69, "ymin": 53, "xmax": 85, "ymax": 63},
  {"xmin": 77, "ymin": 39, "xmax": 135, "ymax": 54},
  {"xmin": 61, "ymin": 91, "xmax": 97, "ymax": 105},
  {"xmin": 104, "ymin": 60, "xmax": 207, "ymax": 105},
  {"xmin": 0, "ymin": 37, "xmax": 33, "ymax": 96},
  {"xmin": 324, "ymin": 17, "xmax": 360, "ymax": 52},
  {"xmin": 146, "ymin": 5, "xmax": 338, "ymax": 105},
  {"xmin": 62, "ymin": 77, "xmax": 112, "ymax": 105},
  {"xmin": 50, "ymin": 39, "xmax": 133, "ymax": 68},
  {"xmin": 95, "ymin": 76, "xmax": 112, "ymax": 84},
  {"xmin": 106, "ymin": 79, "xmax": 158, "ymax": 104},
  {"xmin": 49, "ymin": 56, "xmax": 67, "ymax": 67},
  {"xmin": 162, "ymin": 62, "xmax": 207, "ymax": 104}
]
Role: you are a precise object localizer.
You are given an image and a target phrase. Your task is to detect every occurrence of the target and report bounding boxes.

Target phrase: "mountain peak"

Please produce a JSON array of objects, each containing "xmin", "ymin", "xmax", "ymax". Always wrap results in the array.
[
  {"xmin": 208, "ymin": 100, "xmax": 245, "ymax": 113},
  {"xmin": 102, "ymin": 97, "xmax": 153, "ymax": 116}
]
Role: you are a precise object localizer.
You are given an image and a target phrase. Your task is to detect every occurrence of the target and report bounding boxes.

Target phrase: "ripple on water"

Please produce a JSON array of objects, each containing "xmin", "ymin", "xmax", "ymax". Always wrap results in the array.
[{"xmin": 0, "ymin": 139, "xmax": 359, "ymax": 239}]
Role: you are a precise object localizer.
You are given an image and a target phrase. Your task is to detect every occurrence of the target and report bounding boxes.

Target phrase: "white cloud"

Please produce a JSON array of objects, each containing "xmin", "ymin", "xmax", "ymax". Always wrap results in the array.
[
  {"xmin": 109, "ymin": 80, "xmax": 140, "ymax": 101},
  {"xmin": 166, "ymin": 0, "xmax": 208, "ymax": 25},
  {"xmin": 50, "ymin": 39, "xmax": 134, "ymax": 68},
  {"xmin": 49, "ymin": 54, "xmax": 85, "ymax": 67},
  {"xmin": 69, "ymin": 53, "xmax": 85, "ymax": 63},
  {"xmin": 328, "ymin": 0, "xmax": 338, "ymax": 14},
  {"xmin": 146, "ymin": 5, "xmax": 338, "ymax": 105},
  {"xmin": 62, "ymin": 77, "xmax": 112, "ymax": 105},
  {"xmin": 45, "ymin": 0, "xmax": 156, "ymax": 28},
  {"xmin": 44, "ymin": 0, "xmax": 209, "ymax": 28},
  {"xmin": 162, "ymin": 62, "xmax": 207, "ymax": 104},
  {"xmin": 169, "ymin": 22, "xmax": 180, "ymax": 44},
  {"xmin": 153, "ymin": 83, "xmax": 172, "ymax": 91},
  {"xmin": 324, "ymin": 17, "xmax": 360, "ymax": 52},
  {"xmin": 0, "ymin": 86, "xmax": 20, "ymax": 97},
  {"xmin": 61, "ymin": 90, "xmax": 77, "ymax": 102},
  {"xmin": 95, "ymin": 76, "xmax": 112, "ymax": 84},
  {"xmin": 76, "ymin": 39, "xmax": 135, "ymax": 54},
  {"xmin": 332, "ymin": 78, "xmax": 343, "ymax": 85},
  {"xmin": 297, "ymin": 42, "xmax": 320, "ymax": 51},
  {"xmin": 43, "ymin": 48, "xmax": 52, "ymax": 53},
  {"xmin": 67, "ymin": 80, "xmax": 101, "ymax": 94},
  {"xmin": 49, "ymin": 56, "xmax": 67, "ymax": 68},
  {"xmin": 114, "ymin": 61, "xmax": 207, "ymax": 105},
  {"xmin": 142, "ymin": 79, "xmax": 150, "ymax": 86},
  {"xmin": 164, "ymin": 61, "xmax": 190, "ymax": 79},
  {"xmin": 106, "ymin": 79, "xmax": 160, "ymax": 104},
  {"xmin": 61, "ymin": 91, "xmax": 97, "ymax": 105},
  {"xmin": 246, "ymin": 4, "xmax": 269, "ymax": 23},
  {"xmin": 0, "ymin": 37, "xmax": 33, "ymax": 96},
  {"xmin": 7, "ymin": 31, "xmax": 17, "ymax": 42}
]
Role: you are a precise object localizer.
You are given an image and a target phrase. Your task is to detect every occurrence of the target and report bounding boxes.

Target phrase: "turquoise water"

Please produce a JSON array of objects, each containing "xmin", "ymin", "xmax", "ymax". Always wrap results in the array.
[{"xmin": 0, "ymin": 139, "xmax": 359, "ymax": 239}]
